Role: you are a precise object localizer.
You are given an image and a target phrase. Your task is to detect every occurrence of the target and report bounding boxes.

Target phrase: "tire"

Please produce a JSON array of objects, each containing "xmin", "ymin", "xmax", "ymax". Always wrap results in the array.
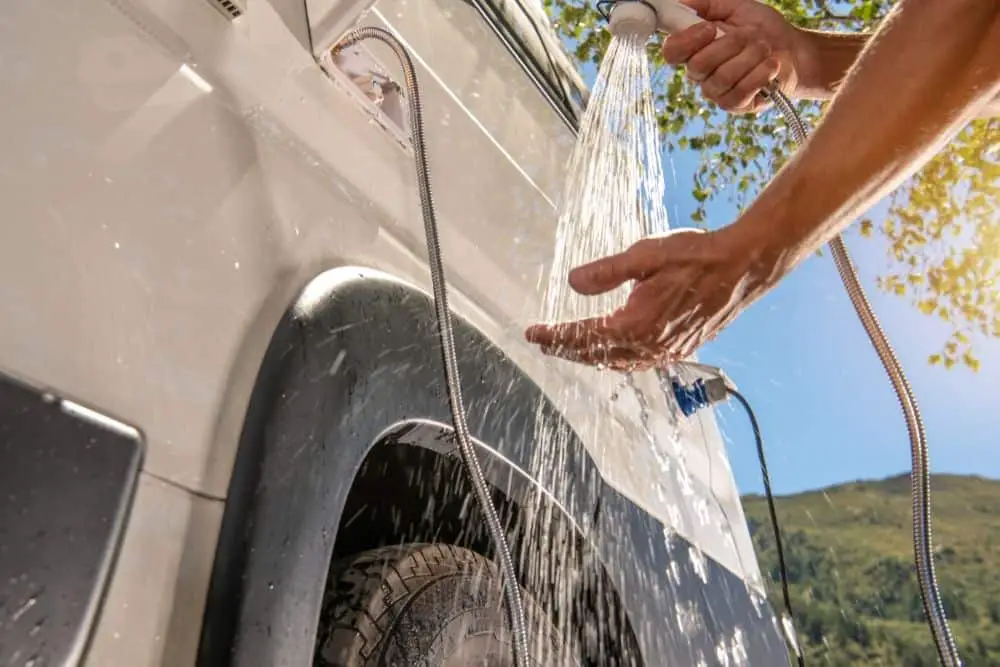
[{"xmin": 314, "ymin": 543, "xmax": 582, "ymax": 667}]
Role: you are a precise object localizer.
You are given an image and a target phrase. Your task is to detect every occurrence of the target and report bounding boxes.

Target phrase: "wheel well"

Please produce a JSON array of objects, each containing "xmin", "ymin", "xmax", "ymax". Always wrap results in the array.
[
  {"xmin": 331, "ymin": 435, "xmax": 644, "ymax": 667},
  {"xmin": 197, "ymin": 269, "xmax": 649, "ymax": 666}
]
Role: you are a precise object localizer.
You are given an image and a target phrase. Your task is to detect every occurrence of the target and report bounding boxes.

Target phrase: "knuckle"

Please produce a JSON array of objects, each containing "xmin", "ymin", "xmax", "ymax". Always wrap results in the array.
[
  {"xmin": 686, "ymin": 54, "xmax": 708, "ymax": 77},
  {"xmin": 718, "ymin": 89, "xmax": 743, "ymax": 110},
  {"xmin": 632, "ymin": 237, "xmax": 658, "ymax": 255},
  {"xmin": 722, "ymin": 95, "xmax": 746, "ymax": 112},
  {"xmin": 733, "ymin": 80, "xmax": 757, "ymax": 99},
  {"xmin": 661, "ymin": 41, "xmax": 684, "ymax": 64},
  {"xmin": 753, "ymin": 38, "xmax": 772, "ymax": 58},
  {"xmin": 718, "ymin": 93, "xmax": 739, "ymax": 111},
  {"xmin": 714, "ymin": 72, "xmax": 736, "ymax": 90},
  {"xmin": 703, "ymin": 74, "xmax": 731, "ymax": 98},
  {"xmin": 717, "ymin": 99, "xmax": 738, "ymax": 112}
]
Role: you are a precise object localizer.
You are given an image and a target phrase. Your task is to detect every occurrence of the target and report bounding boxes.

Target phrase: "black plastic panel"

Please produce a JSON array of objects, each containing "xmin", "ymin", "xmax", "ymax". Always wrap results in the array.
[{"xmin": 0, "ymin": 374, "xmax": 142, "ymax": 666}]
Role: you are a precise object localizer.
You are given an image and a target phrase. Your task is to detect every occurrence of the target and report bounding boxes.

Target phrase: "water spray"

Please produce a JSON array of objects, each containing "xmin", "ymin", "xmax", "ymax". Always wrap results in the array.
[
  {"xmin": 594, "ymin": 1, "xmax": 961, "ymax": 665},
  {"xmin": 333, "ymin": 4, "xmax": 959, "ymax": 666}
]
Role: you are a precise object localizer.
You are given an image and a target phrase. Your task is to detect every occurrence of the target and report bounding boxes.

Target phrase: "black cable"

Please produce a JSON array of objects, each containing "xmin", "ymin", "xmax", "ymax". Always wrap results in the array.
[{"xmin": 728, "ymin": 388, "xmax": 805, "ymax": 667}]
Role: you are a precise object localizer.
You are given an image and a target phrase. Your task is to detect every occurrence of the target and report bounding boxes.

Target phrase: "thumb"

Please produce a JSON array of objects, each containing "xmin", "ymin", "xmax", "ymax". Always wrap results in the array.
[
  {"xmin": 568, "ymin": 239, "xmax": 663, "ymax": 296},
  {"xmin": 680, "ymin": 0, "xmax": 736, "ymax": 21}
]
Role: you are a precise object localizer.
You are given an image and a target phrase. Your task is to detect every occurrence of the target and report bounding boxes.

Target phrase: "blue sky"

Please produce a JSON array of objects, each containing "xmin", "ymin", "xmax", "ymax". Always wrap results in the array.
[
  {"xmin": 685, "ymin": 165, "xmax": 999, "ymax": 496},
  {"xmin": 571, "ymin": 51, "xmax": 999, "ymax": 496}
]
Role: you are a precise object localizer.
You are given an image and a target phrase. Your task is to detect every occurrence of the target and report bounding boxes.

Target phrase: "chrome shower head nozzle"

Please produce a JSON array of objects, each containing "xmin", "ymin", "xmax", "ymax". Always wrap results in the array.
[
  {"xmin": 606, "ymin": 1, "xmax": 657, "ymax": 40},
  {"xmin": 599, "ymin": 0, "xmax": 707, "ymax": 40}
]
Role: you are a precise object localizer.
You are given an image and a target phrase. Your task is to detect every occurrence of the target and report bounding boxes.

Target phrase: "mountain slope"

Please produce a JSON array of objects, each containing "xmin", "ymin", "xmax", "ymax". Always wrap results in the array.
[{"xmin": 742, "ymin": 474, "xmax": 1000, "ymax": 666}]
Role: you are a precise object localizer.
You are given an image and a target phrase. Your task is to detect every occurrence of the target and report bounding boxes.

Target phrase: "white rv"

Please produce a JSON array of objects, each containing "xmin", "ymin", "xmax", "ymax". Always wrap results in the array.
[{"xmin": 0, "ymin": 0, "xmax": 787, "ymax": 665}]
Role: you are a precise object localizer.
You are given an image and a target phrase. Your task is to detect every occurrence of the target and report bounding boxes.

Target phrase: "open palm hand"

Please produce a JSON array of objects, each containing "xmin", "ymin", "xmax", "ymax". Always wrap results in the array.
[{"xmin": 525, "ymin": 228, "xmax": 775, "ymax": 371}]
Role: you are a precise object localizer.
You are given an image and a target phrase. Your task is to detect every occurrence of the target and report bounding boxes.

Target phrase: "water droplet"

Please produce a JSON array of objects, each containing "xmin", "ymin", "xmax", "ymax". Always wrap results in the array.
[
  {"xmin": 11, "ymin": 596, "xmax": 36, "ymax": 623},
  {"xmin": 715, "ymin": 637, "xmax": 731, "ymax": 666},
  {"xmin": 731, "ymin": 627, "xmax": 749, "ymax": 665},
  {"xmin": 689, "ymin": 545, "xmax": 709, "ymax": 584}
]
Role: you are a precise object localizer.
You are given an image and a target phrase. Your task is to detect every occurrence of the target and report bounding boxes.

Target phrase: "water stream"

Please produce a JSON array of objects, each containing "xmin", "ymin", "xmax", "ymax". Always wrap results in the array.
[
  {"xmin": 539, "ymin": 33, "xmax": 670, "ymax": 324},
  {"xmin": 522, "ymin": 32, "xmax": 705, "ymax": 663}
]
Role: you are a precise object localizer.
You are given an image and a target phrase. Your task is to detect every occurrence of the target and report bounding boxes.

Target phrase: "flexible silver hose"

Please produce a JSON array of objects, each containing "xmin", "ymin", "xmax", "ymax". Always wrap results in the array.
[
  {"xmin": 333, "ymin": 27, "xmax": 531, "ymax": 667},
  {"xmin": 766, "ymin": 86, "xmax": 961, "ymax": 666}
]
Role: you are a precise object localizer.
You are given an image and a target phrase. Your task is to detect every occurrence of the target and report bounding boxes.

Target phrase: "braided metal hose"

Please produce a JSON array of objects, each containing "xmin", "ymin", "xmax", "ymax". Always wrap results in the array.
[
  {"xmin": 767, "ymin": 86, "xmax": 961, "ymax": 667},
  {"xmin": 333, "ymin": 27, "xmax": 531, "ymax": 667}
]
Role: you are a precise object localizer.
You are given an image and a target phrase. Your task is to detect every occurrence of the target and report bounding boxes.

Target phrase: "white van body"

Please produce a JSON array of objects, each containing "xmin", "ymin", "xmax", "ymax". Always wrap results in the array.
[{"xmin": 0, "ymin": 0, "xmax": 785, "ymax": 664}]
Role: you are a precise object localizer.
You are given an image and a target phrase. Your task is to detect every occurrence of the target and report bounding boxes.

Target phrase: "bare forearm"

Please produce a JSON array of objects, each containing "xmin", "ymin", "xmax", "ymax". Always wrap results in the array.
[
  {"xmin": 790, "ymin": 20, "xmax": 1000, "ymax": 117},
  {"xmin": 734, "ymin": 0, "xmax": 1000, "ymax": 278},
  {"xmin": 791, "ymin": 29, "xmax": 870, "ymax": 99}
]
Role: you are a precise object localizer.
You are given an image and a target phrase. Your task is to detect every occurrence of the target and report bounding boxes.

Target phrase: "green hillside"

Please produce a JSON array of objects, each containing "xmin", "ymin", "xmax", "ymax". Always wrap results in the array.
[{"xmin": 742, "ymin": 474, "xmax": 1000, "ymax": 666}]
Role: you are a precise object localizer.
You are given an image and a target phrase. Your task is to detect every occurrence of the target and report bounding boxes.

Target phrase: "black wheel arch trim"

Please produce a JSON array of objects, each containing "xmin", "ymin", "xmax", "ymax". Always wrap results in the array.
[{"xmin": 195, "ymin": 266, "xmax": 625, "ymax": 666}]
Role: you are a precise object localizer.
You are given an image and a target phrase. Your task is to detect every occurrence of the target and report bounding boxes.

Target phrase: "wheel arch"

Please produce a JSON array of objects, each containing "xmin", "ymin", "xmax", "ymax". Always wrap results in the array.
[{"xmin": 195, "ymin": 266, "xmax": 644, "ymax": 666}]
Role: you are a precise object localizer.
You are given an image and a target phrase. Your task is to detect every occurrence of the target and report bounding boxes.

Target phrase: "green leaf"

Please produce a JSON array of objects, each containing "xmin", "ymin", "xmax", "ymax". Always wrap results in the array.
[{"xmin": 917, "ymin": 300, "xmax": 937, "ymax": 316}]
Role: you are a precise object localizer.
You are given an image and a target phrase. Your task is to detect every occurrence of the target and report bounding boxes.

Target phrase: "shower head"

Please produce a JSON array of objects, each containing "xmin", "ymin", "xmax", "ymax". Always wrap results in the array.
[
  {"xmin": 603, "ymin": 1, "xmax": 657, "ymax": 40},
  {"xmin": 598, "ymin": 0, "xmax": 707, "ymax": 39}
]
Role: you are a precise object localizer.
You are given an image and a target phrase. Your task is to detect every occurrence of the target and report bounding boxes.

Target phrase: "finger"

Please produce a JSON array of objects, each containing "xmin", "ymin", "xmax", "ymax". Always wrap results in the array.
[
  {"xmin": 540, "ymin": 343, "xmax": 654, "ymax": 371},
  {"xmin": 673, "ymin": 322, "xmax": 707, "ymax": 359},
  {"xmin": 568, "ymin": 240, "xmax": 663, "ymax": 296},
  {"xmin": 577, "ymin": 344, "xmax": 663, "ymax": 372},
  {"xmin": 685, "ymin": 31, "xmax": 745, "ymax": 83},
  {"xmin": 676, "ymin": 327, "xmax": 713, "ymax": 361},
  {"xmin": 674, "ymin": 301, "xmax": 722, "ymax": 358},
  {"xmin": 524, "ymin": 316, "xmax": 629, "ymax": 350},
  {"xmin": 680, "ymin": 0, "xmax": 740, "ymax": 22},
  {"xmin": 714, "ymin": 57, "xmax": 780, "ymax": 112},
  {"xmin": 700, "ymin": 36, "xmax": 771, "ymax": 102},
  {"xmin": 661, "ymin": 22, "xmax": 717, "ymax": 66},
  {"xmin": 744, "ymin": 90, "xmax": 774, "ymax": 114}
]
